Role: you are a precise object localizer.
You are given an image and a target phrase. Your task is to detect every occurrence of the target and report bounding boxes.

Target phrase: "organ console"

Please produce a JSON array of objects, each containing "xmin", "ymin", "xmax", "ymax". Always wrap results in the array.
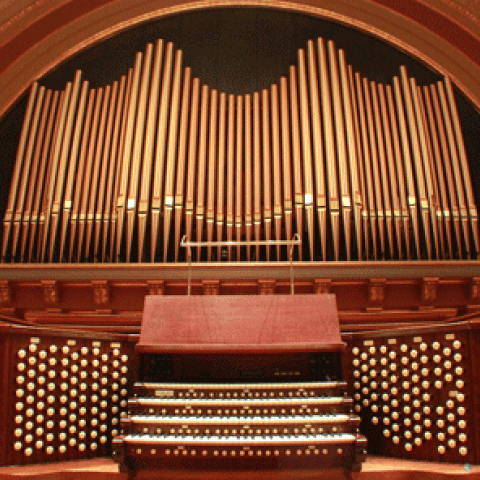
[{"xmin": 112, "ymin": 295, "xmax": 367, "ymax": 477}]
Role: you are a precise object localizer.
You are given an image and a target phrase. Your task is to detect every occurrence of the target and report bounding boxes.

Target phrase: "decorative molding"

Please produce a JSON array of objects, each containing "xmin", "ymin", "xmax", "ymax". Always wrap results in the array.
[
  {"xmin": 313, "ymin": 279, "xmax": 332, "ymax": 295},
  {"xmin": 147, "ymin": 280, "xmax": 165, "ymax": 296},
  {"xmin": 202, "ymin": 280, "xmax": 219, "ymax": 295},
  {"xmin": 258, "ymin": 279, "xmax": 276, "ymax": 295}
]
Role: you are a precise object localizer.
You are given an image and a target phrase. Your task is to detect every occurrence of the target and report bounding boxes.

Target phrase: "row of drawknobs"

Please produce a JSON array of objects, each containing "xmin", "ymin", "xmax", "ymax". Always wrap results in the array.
[{"xmin": 2, "ymin": 36, "xmax": 478, "ymax": 263}]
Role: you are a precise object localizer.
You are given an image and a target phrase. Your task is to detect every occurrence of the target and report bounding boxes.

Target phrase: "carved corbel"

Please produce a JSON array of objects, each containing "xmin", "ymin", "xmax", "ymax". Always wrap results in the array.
[
  {"xmin": 470, "ymin": 277, "xmax": 480, "ymax": 303},
  {"xmin": 367, "ymin": 278, "xmax": 386, "ymax": 310},
  {"xmin": 147, "ymin": 281, "xmax": 165, "ymax": 296},
  {"xmin": 92, "ymin": 280, "xmax": 110, "ymax": 306},
  {"xmin": 0, "ymin": 280, "xmax": 12, "ymax": 305},
  {"xmin": 313, "ymin": 279, "xmax": 331, "ymax": 295},
  {"xmin": 41, "ymin": 280, "xmax": 61, "ymax": 310},
  {"xmin": 420, "ymin": 277, "xmax": 438, "ymax": 308},
  {"xmin": 258, "ymin": 279, "xmax": 276, "ymax": 295},
  {"xmin": 202, "ymin": 280, "xmax": 220, "ymax": 296}
]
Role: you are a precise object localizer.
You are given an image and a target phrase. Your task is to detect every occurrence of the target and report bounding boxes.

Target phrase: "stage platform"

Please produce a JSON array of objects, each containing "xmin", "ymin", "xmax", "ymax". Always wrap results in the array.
[{"xmin": 1, "ymin": 457, "xmax": 479, "ymax": 480}]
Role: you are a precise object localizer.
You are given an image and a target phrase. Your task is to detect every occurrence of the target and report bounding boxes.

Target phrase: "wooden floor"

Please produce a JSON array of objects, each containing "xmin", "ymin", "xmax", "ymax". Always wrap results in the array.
[{"xmin": 1, "ymin": 457, "xmax": 479, "ymax": 480}]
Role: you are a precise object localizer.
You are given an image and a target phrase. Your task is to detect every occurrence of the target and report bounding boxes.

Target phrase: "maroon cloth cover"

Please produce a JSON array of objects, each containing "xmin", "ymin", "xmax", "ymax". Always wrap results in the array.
[{"xmin": 137, "ymin": 295, "xmax": 343, "ymax": 354}]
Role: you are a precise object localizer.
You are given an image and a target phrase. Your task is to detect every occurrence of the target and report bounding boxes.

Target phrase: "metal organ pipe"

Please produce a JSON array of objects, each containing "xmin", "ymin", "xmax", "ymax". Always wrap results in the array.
[{"xmin": 2, "ymin": 38, "xmax": 479, "ymax": 264}]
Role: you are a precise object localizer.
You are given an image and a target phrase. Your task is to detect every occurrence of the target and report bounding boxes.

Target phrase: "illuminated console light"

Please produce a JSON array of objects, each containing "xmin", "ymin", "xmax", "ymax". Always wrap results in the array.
[
  {"xmin": 392, "ymin": 436, "xmax": 400, "ymax": 445},
  {"xmin": 458, "ymin": 407, "xmax": 466, "ymax": 416},
  {"xmin": 438, "ymin": 445, "xmax": 446, "ymax": 454}
]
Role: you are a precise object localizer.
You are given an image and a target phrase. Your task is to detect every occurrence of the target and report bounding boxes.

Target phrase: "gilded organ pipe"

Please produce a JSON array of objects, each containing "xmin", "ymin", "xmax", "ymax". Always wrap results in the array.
[{"xmin": 2, "ymin": 37, "xmax": 478, "ymax": 264}]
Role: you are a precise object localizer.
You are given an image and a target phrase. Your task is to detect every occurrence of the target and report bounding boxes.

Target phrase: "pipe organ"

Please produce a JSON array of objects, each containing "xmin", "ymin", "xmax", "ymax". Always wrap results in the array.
[{"xmin": 2, "ymin": 37, "xmax": 479, "ymax": 264}]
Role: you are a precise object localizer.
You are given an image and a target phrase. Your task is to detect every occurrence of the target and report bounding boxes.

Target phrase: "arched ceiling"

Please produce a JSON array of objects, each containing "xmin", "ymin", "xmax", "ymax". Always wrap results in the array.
[{"xmin": 0, "ymin": 0, "xmax": 480, "ymax": 119}]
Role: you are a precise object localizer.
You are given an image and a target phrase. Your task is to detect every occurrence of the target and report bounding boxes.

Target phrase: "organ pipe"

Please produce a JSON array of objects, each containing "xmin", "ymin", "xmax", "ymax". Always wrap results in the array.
[{"xmin": 3, "ymin": 37, "xmax": 478, "ymax": 264}]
